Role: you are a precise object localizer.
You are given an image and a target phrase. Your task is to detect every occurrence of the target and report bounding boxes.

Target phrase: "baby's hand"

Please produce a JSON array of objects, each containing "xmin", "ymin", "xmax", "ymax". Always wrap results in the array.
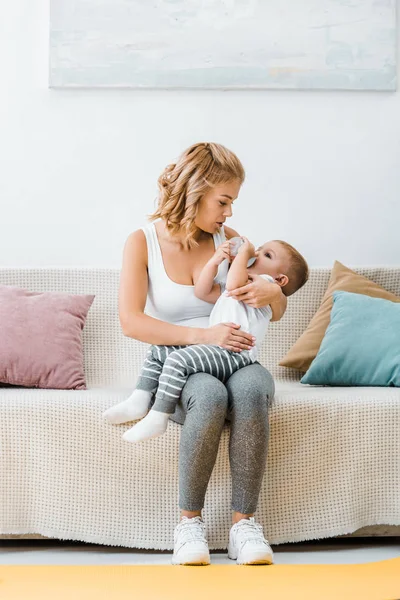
[
  {"xmin": 237, "ymin": 236, "xmax": 255, "ymax": 257},
  {"xmin": 211, "ymin": 241, "xmax": 232, "ymax": 266}
]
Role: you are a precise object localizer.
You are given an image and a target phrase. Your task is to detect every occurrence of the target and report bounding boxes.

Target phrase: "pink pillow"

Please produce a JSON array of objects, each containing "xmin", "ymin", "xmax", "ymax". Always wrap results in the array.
[{"xmin": 0, "ymin": 285, "xmax": 95, "ymax": 390}]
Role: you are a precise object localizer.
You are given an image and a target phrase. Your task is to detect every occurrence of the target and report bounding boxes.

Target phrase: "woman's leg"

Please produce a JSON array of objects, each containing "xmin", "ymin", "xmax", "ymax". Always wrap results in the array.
[
  {"xmin": 168, "ymin": 372, "xmax": 229, "ymax": 516},
  {"xmin": 224, "ymin": 362, "xmax": 275, "ymax": 521}
]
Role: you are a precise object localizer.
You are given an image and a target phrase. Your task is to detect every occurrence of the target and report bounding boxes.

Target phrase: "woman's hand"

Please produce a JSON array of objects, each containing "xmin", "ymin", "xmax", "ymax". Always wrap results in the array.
[
  {"xmin": 226, "ymin": 273, "xmax": 281, "ymax": 309},
  {"xmin": 209, "ymin": 241, "xmax": 232, "ymax": 267},
  {"xmin": 203, "ymin": 322, "xmax": 256, "ymax": 353}
]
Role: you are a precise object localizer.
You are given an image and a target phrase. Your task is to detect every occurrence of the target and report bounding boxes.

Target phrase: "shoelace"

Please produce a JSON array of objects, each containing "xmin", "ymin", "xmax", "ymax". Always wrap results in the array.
[
  {"xmin": 176, "ymin": 517, "xmax": 206, "ymax": 544},
  {"xmin": 234, "ymin": 519, "xmax": 268, "ymax": 546}
]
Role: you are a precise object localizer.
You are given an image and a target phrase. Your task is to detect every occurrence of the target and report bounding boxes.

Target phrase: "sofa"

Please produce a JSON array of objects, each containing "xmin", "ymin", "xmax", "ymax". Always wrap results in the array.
[{"xmin": 0, "ymin": 266, "xmax": 399, "ymax": 550}]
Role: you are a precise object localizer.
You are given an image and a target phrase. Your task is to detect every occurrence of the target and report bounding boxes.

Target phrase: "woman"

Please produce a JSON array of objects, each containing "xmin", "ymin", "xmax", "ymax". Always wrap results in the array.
[{"xmin": 117, "ymin": 142, "xmax": 287, "ymax": 566}]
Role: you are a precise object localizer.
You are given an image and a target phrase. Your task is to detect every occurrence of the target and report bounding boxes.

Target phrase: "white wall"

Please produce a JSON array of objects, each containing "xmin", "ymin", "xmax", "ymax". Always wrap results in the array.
[{"xmin": 1, "ymin": 0, "xmax": 399, "ymax": 268}]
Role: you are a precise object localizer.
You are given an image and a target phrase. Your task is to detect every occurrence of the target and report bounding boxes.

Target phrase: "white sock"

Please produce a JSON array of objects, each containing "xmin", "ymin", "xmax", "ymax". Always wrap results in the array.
[
  {"xmin": 122, "ymin": 409, "xmax": 169, "ymax": 443},
  {"xmin": 102, "ymin": 389, "xmax": 153, "ymax": 424}
]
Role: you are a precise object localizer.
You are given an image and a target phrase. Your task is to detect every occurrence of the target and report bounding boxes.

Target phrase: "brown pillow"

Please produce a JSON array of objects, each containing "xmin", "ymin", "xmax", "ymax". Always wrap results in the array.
[
  {"xmin": 0, "ymin": 285, "xmax": 95, "ymax": 390},
  {"xmin": 279, "ymin": 261, "xmax": 400, "ymax": 372}
]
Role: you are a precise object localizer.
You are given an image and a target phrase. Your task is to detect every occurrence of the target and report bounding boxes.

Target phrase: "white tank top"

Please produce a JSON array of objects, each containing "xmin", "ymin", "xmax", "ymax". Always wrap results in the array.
[{"xmin": 141, "ymin": 218, "xmax": 229, "ymax": 328}]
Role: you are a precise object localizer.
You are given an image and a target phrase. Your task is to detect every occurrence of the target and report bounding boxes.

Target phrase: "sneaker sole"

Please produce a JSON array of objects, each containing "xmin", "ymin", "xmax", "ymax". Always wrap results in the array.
[
  {"xmin": 171, "ymin": 552, "xmax": 210, "ymax": 566},
  {"xmin": 228, "ymin": 544, "xmax": 273, "ymax": 565}
]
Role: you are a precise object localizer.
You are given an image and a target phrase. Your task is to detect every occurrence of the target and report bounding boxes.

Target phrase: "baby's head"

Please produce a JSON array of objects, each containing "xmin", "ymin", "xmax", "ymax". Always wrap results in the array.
[{"xmin": 247, "ymin": 240, "xmax": 309, "ymax": 297}]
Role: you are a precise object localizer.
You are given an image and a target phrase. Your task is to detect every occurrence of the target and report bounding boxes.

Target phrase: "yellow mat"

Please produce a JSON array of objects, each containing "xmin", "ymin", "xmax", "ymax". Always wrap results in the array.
[{"xmin": 0, "ymin": 558, "xmax": 399, "ymax": 600}]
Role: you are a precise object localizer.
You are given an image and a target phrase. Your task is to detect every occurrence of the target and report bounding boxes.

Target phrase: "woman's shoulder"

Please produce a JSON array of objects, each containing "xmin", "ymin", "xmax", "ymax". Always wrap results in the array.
[
  {"xmin": 223, "ymin": 225, "xmax": 240, "ymax": 240},
  {"xmin": 123, "ymin": 228, "xmax": 148, "ymax": 264},
  {"xmin": 126, "ymin": 227, "xmax": 147, "ymax": 244}
]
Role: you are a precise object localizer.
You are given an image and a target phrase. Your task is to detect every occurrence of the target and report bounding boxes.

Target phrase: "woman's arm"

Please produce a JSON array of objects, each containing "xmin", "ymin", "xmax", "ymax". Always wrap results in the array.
[
  {"xmin": 264, "ymin": 280, "xmax": 287, "ymax": 321},
  {"xmin": 119, "ymin": 230, "xmax": 207, "ymax": 345},
  {"xmin": 226, "ymin": 275, "xmax": 287, "ymax": 321},
  {"xmin": 268, "ymin": 285, "xmax": 287, "ymax": 321}
]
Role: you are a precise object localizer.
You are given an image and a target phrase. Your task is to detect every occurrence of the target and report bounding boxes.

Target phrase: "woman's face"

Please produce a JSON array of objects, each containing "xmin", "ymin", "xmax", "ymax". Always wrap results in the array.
[{"xmin": 195, "ymin": 180, "xmax": 241, "ymax": 234}]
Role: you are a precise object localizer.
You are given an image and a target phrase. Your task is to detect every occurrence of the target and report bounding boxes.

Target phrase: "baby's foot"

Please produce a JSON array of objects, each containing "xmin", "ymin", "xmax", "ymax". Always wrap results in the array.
[
  {"xmin": 102, "ymin": 389, "xmax": 152, "ymax": 424},
  {"xmin": 122, "ymin": 410, "xmax": 169, "ymax": 443}
]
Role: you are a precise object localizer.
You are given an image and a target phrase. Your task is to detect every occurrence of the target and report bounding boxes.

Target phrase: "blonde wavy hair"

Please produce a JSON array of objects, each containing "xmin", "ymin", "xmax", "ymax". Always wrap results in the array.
[{"xmin": 147, "ymin": 142, "xmax": 245, "ymax": 250}]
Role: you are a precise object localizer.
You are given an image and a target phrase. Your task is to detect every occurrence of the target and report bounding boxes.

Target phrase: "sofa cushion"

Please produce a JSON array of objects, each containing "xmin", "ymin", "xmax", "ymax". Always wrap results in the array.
[
  {"xmin": 0, "ymin": 285, "xmax": 94, "ymax": 390},
  {"xmin": 279, "ymin": 261, "xmax": 400, "ymax": 372},
  {"xmin": 1, "ymin": 378, "xmax": 399, "ymax": 547},
  {"xmin": 301, "ymin": 291, "xmax": 400, "ymax": 387}
]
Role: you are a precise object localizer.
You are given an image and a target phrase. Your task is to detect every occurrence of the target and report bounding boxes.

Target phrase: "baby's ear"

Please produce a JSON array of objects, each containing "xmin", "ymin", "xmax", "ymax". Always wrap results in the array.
[{"xmin": 275, "ymin": 274, "xmax": 289, "ymax": 288}]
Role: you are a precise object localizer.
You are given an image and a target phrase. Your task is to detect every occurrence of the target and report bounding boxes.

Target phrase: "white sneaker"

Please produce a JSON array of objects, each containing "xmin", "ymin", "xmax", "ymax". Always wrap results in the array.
[
  {"xmin": 228, "ymin": 517, "xmax": 274, "ymax": 565},
  {"xmin": 171, "ymin": 516, "xmax": 210, "ymax": 566}
]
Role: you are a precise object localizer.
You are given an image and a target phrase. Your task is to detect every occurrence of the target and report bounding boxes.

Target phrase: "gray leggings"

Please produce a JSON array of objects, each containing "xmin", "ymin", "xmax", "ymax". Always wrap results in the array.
[{"xmin": 149, "ymin": 361, "xmax": 275, "ymax": 514}]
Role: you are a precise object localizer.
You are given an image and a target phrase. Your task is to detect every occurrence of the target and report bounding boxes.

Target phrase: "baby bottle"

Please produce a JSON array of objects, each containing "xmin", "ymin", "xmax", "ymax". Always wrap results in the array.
[{"xmin": 229, "ymin": 236, "xmax": 257, "ymax": 267}]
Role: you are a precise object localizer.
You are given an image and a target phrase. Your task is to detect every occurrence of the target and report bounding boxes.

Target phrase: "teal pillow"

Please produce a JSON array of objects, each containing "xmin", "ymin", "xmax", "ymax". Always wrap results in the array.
[{"xmin": 301, "ymin": 290, "xmax": 400, "ymax": 387}]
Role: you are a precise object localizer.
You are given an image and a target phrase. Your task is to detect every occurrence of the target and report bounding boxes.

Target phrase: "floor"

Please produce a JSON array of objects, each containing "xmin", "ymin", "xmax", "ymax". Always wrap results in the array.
[{"xmin": 1, "ymin": 538, "xmax": 399, "ymax": 566}]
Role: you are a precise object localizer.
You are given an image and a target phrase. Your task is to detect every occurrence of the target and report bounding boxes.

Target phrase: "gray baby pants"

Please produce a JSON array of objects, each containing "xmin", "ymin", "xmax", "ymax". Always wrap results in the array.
[
  {"xmin": 139, "ymin": 345, "xmax": 275, "ymax": 514},
  {"xmin": 136, "ymin": 344, "xmax": 254, "ymax": 414}
]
